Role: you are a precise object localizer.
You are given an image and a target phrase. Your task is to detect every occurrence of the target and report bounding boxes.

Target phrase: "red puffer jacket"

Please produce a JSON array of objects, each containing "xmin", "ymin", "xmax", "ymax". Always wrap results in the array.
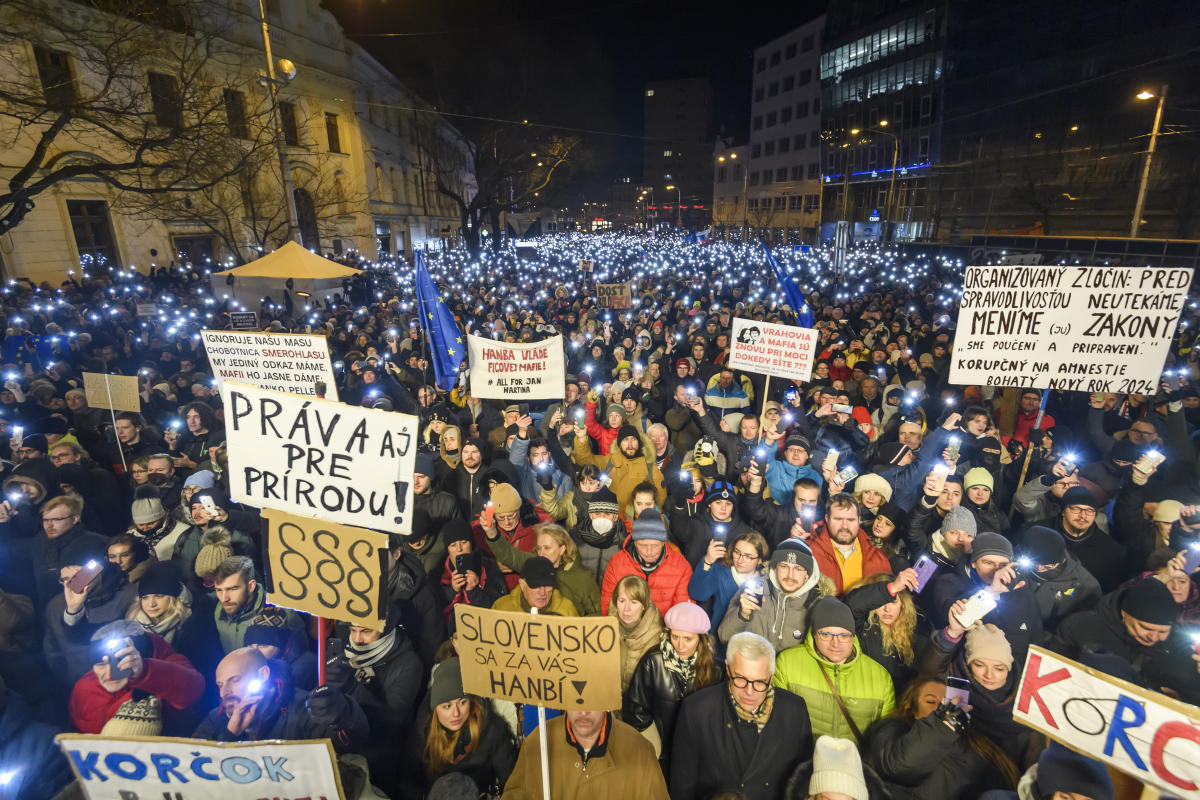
[{"xmin": 601, "ymin": 534, "xmax": 693, "ymax": 616}]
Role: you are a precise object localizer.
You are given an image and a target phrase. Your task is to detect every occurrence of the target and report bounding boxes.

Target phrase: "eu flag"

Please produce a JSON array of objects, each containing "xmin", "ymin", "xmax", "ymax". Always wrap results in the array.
[
  {"xmin": 414, "ymin": 252, "xmax": 465, "ymax": 391},
  {"xmin": 761, "ymin": 241, "xmax": 814, "ymax": 327}
]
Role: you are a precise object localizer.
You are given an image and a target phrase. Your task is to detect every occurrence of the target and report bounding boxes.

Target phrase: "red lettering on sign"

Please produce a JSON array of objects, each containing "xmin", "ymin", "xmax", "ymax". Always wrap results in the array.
[
  {"xmin": 1016, "ymin": 652, "xmax": 1071, "ymax": 728},
  {"xmin": 1150, "ymin": 721, "xmax": 1200, "ymax": 791}
]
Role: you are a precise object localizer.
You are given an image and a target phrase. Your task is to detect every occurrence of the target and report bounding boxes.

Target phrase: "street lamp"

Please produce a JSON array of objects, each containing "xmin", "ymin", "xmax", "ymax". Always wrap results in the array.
[
  {"xmin": 1130, "ymin": 85, "xmax": 1167, "ymax": 238},
  {"xmin": 665, "ymin": 184, "xmax": 681, "ymax": 228},
  {"xmin": 256, "ymin": 0, "xmax": 300, "ymax": 245}
]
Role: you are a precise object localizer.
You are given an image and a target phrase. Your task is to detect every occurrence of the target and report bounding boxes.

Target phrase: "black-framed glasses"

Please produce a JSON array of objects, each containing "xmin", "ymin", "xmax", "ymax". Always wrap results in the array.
[{"xmin": 729, "ymin": 674, "xmax": 770, "ymax": 692}]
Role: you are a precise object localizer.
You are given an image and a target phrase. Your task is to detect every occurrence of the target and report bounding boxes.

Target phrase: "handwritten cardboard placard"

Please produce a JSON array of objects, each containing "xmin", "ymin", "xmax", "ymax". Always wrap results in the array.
[
  {"xmin": 579, "ymin": 258, "xmax": 594, "ymax": 273},
  {"xmin": 202, "ymin": 330, "xmax": 339, "ymax": 401},
  {"xmin": 455, "ymin": 605, "xmax": 621, "ymax": 711},
  {"xmin": 727, "ymin": 317, "xmax": 818, "ymax": 383},
  {"xmin": 1014, "ymin": 645, "xmax": 1200, "ymax": 798},
  {"xmin": 950, "ymin": 265, "xmax": 1190, "ymax": 393},
  {"xmin": 263, "ymin": 510, "xmax": 389, "ymax": 631},
  {"xmin": 596, "ymin": 282, "xmax": 632, "ymax": 309},
  {"xmin": 82, "ymin": 372, "xmax": 141, "ymax": 414},
  {"xmin": 221, "ymin": 381, "xmax": 418, "ymax": 533},
  {"xmin": 55, "ymin": 734, "xmax": 345, "ymax": 800},
  {"xmin": 466, "ymin": 334, "xmax": 565, "ymax": 401}
]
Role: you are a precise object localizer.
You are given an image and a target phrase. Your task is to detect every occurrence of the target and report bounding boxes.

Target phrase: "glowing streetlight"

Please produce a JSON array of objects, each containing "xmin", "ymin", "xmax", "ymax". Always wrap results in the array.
[{"xmin": 1131, "ymin": 84, "xmax": 1168, "ymax": 238}]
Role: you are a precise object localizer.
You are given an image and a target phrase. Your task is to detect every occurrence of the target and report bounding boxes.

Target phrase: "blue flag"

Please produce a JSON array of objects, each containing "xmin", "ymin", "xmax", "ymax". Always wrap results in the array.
[
  {"xmin": 761, "ymin": 241, "xmax": 813, "ymax": 327},
  {"xmin": 414, "ymin": 252, "xmax": 465, "ymax": 391}
]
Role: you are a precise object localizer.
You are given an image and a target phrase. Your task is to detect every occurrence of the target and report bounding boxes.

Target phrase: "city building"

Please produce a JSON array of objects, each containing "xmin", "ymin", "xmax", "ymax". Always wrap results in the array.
[
  {"xmin": 643, "ymin": 78, "xmax": 714, "ymax": 229},
  {"xmin": 0, "ymin": 0, "xmax": 474, "ymax": 282},
  {"xmin": 712, "ymin": 139, "xmax": 748, "ymax": 237},
  {"xmin": 742, "ymin": 16, "xmax": 826, "ymax": 244}
]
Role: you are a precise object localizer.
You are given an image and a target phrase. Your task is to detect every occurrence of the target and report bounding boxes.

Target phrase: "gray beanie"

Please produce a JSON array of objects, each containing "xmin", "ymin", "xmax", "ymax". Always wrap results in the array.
[
  {"xmin": 971, "ymin": 531, "xmax": 1014, "ymax": 562},
  {"xmin": 940, "ymin": 505, "xmax": 977, "ymax": 537},
  {"xmin": 808, "ymin": 596, "xmax": 855, "ymax": 635},
  {"xmin": 428, "ymin": 657, "xmax": 465, "ymax": 709}
]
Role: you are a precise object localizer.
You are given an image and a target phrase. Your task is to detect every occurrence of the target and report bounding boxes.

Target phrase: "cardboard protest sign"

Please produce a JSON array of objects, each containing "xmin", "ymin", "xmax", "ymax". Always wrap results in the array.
[
  {"xmin": 229, "ymin": 310, "xmax": 259, "ymax": 330},
  {"xmin": 222, "ymin": 381, "xmax": 418, "ymax": 533},
  {"xmin": 596, "ymin": 282, "xmax": 632, "ymax": 309},
  {"xmin": 82, "ymin": 372, "xmax": 141, "ymax": 413},
  {"xmin": 727, "ymin": 317, "xmax": 818, "ymax": 382},
  {"xmin": 135, "ymin": 303, "xmax": 157, "ymax": 318},
  {"xmin": 466, "ymin": 334, "xmax": 565, "ymax": 401},
  {"xmin": 201, "ymin": 330, "xmax": 340, "ymax": 401},
  {"xmin": 1014, "ymin": 645, "xmax": 1200, "ymax": 797},
  {"xmin": 263, "ymin": 510, "xmax": 389, "ymax": 631},
  {"xmin": 55, "ymin": 734, "xmax": 345, "ymax": 800},
  {"xmin": 579, "ymin": 258, "xmax": 594, "ymax": 273},
  {"xmin": 951, "ymin": 265, "xmax": 1190, "ymax": 393},
  {"xmin": 455, "ymin": 605, "xmax": 621, "ymax": 711}
]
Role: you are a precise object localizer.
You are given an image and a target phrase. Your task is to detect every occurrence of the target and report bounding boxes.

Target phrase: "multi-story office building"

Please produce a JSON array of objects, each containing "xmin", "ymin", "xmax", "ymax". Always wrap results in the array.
[{"xmin": 643, "ymin": 78, "xmax": 714, "ymax": 229}]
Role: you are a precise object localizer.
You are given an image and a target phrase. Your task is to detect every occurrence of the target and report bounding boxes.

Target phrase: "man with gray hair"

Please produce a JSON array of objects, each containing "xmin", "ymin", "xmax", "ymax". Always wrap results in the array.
[{"xmin": 670, "ymin": 631, "xmax": 813, "ymax": 800}]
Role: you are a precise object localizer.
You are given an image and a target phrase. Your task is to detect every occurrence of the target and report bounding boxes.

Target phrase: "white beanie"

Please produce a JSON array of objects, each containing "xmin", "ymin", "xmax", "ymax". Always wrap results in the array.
[{"xmin": 808, "ymin": 736, "xmax": 868, "ymax": 800}]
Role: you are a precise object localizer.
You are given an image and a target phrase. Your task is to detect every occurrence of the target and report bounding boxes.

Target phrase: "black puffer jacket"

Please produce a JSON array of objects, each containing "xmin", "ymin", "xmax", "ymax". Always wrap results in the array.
[
  {"xmin": 865, "ymin": 715, "xmax": 1012, "ymax": 800},
  {"xmin": 844, "ymin": 580, "xmax": 930, "ymax": 694},
  {"xmin": 420, "ymin": 703, "xmax": 518, "ymax": 797},
  {"xmin": 623, "ymin": 640, "xmax": 724, "ymax": 770}
]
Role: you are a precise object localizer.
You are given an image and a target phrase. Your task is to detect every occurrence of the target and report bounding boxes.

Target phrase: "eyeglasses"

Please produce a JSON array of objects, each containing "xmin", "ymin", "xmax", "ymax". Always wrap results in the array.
[
  {"xmin": 729, "ymin": 674, "xmax": 771, "ymax": 692},
  {"xmin": 732, "ymin": 550, "xmax": 760, "ymax": 562},
  {"xmin": 1067, "ymin": 506, "xmax": 1097, "ymax": 517},
  {"xmin": 43, "ymin": 516, "xmax": 74, "ymax": 525},
  {"xmin": 815, "ymin": 630, "xmax": 854, "ymax": 642},
  {"xmin": 495, "ymin": 511, "xmax": 520, "ymax": 523}
]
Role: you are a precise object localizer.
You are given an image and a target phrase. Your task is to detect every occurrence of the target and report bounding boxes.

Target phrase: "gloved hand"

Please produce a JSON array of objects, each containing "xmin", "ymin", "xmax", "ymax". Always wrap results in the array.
[
  {"xmin": 324, "ymin": 653, "xmax": 354, "ymax": 693},
  {"xmin": 535, "ymin": 465, "xmax": 555, "ymax": 489},
  {"xmin": 306, "ymin": 684, "xmax": 349, "ymax": 726},
  {"xmin": 932, "ymin": 700, "xmax": 969, "ymax": 734}
]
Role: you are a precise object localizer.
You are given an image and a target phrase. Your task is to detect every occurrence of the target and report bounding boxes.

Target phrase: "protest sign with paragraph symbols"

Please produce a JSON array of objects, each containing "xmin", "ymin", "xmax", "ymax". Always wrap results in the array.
[
  {"xmin": 202, "ymin": 329, "xmax": 340, "ymax": 401},
  {"xmin": 263, "ymin": 510, "xmax": 390, "ymax": 631},
  {"xmin": 221, "ymin": 381, "xmax": 418, "ymax": 533},
  {"xmin": 455, "ymin": 605, "xmax": 621, "ymax": 711},
  {"xmin": 951, "ymin": 265, "xmax": 1190, "ymax": 393},
  {"xmin": 728, "ymin": 317, "xmax": 818, "ymax": 382},
  {"xmin": 466, "ymin": 334, "xmax": 565, "ymax": 401},
  {"xmin": 55, "ymin": 734, "xmax": 346, "ymax": 800}
]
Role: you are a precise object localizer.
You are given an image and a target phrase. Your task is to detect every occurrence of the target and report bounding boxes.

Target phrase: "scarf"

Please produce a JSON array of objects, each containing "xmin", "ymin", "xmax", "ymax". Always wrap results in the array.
[
  {"xmin": 619, "ymin": 606, "xmax": 664, "ymax": 691},
  {"xmin": 138, "ymin": 518, "xmax": 174, "ymax": 549},
  {"xmin": 346, "ymin": 629, "xmax": 397, "ymax": 682},
  {"xmin": 730, "ymin": 685, "xmax": 775, "ymax": 732},
  {"xmin": 130, "ymin": 586, "xmax": 193, "ymax": 643},
  {"xmin": 658, "ymin": 630, "xmax": 696, "ymax": 686}
]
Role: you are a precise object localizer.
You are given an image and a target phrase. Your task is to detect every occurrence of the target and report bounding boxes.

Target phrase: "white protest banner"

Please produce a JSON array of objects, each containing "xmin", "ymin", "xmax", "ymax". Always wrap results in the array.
[
  {"xmin": 951, "ymin": 265, "xmax": 1190, "ymax": 393},
  {"xmin": 1014, "ymin": 645, "xmax": 1200, "ymax": 798},
  {"xmin": 466, "ymin": 334, "xmax": 565, "ymax": 401},
  {"xmin": 229, "ymin": 311, "xmax": 259, "ymax": 330},
  {"xmin": 455, "ymin": 605, "xmax": 621, "ymax": 711},
  {"xmin": 728, "ymin": 317, "xmax": 818, "ymax": 382},
  {"xmin": 596, "ymin": 282, "xmax": 632, "ymax": 309},
  {"xmin": 202, "ymin": 330, "xmax": 340, "ymax": 401},
  {"xmin": 222, "ymin": 381, "xmax": 418, "ymax": 533},
  {"xmin": 82, "ymin": 372, "xmax": 141, "ymax": 414},
  {"xmin": 55, "ymin": 734, "xmax": 345, "ymax": 800}
]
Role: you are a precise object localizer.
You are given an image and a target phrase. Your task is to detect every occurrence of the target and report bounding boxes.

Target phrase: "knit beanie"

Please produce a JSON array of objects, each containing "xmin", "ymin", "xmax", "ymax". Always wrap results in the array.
[
  {"xmin": 414, "ymin": 452, "xmax": 435, "ymax": 478},
  {"xmin": 705, "ymin": 480, "xmax": 736, "ymax": 503},
  {"xmin": 429, "ymin": 657, "xmax": 465, "ymax": 709},
  {"xmin": 243, "ymin": 623, "xmax": 290, "ymax": 650},
  {"xmin": 785, "ymin": 432, "xmax": 813, "ymax": 452},
  {"xmin": 193, "ymin": 529, "xmax": 233, "ymax": 579},
  {"xmin": 131, "ymin": 494, "xmax": 167, "ymax": 525},
  {"xmin": 807, "ymin": 736, "xmax": 868, "ymax": 800},
  {"xmin": 441, "ymin": 518, "xmax": 474, "ymax": 548},
  {"xmin": 137, "ymin": 562, "xmax": 183, "ymax": 598},
  {"xmin": 1108, "ymin": 438, "xmax": 1146, "ymax": 464},
  {"xmin": 1153, "ymin": 499, "xmax": 1183, "ymax": 524},
  {"xmin": 586, "ymin": 486, "xmax": 620, "ymax": 515},
  {"xmin": 875, "ymin": 501, "xmax": 908, "ymax": 529},
  {"xmin": 771, "ymin": 538, "xmax": 815, "ymax": 574},
  {"xmin": 964, "ymin": 623, "xmax": 1013, "ymax": 669},
  {"xmin": 664, "ymin": 602, "xmax": 710, "ymax": 635},
  {"xmin": 963, "ymin": 467, "xmax": 994, "ymax": 492},
  {"xmin": 877, "ymin": 442, "xmax": 912, "ymax": 466},
  {"xmin": 808, "ymin": 596, "xmax": 855, "ymax": 634},
  {"xmin": 184, "ymin": 469, "xmax": 215, "ymax": 490},
  {"xmin": 1022, "ymin": 525, "xmax": 1067, "ymax": 566},
  {"xmin": 940, "ymin": 506, "xmax": 978, "ymax": 537},
  {"xmin": 606, "ymin": 403, "xmax": 627, "ymax": 424},
  {"xmin": 631, "ymin": 508, "xmax": 667, "ymax": 542},
  {"xmin": 853, "ymin": 472, "xmax": 892, "ymax": 502},
  {"xmin": 1036, "ymin": 742, "xmax": 1114, "ymax": 800},
  {"xmin": 1120, "ymin": 578, "xmax": 1178, "ymax": 626},
  {"xmin": 101, "ymin": 692, "xmax": 163, "ymax": 737},
  {"xmin": 489, "ymin": 483, "xmax": 521, "ymax": 516},
  {"xmin": 616, "ymin": 424, "xmax": 640, "ymax": 446},
  {"xmin": 1061, "ymin": 486, "xmax": 1103, "ymax": 509},
  {"xmin": 970, "ymin": 531, "xmax": 1013, "ymax": 563}
]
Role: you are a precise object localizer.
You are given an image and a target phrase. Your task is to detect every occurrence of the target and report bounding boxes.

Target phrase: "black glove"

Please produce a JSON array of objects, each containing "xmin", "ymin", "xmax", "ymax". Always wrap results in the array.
[
  {"xmin": 323, "ymin": 652, "xmax": 354, "ymax": 693},
  {"xmin": 306, "ymin": 684, "xmax": 349, "ymax": 726},
  {"xmin": 932, "ymin": 701, "xmax": 969, "ymax": 734},
  {"xmin": 535, "ymin": 465, "xmax": 555, "ymax": 489}
]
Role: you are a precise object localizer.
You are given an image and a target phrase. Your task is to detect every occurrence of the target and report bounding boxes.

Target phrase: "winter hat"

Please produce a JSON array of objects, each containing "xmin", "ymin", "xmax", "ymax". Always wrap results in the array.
[
  {"xmin": 410, "ymin": 508, "xmax": 432, "ymax": 540},
  {"xmin": 970, "ymin": 531, "xmax": 1013, "ymax": 563},
  {"xmin": 1120, "ymin": 578, "xmax": 1178, "ymax": 625},
  {"xmin": 20, "ymin": 433, "xmax": 48, "ymax": 454},
  {"xmin": 875, "ymin": 501, "xmax": 908, "ymax": 529},
  {"xmin": 1061, "ymin": 486, "xmax": 1103, "ymax": 509},
  {"xmin": 605, "ymin": 403, "xmax": 627, "ymax": 424},
  {"xmin": 428, "ymin": 773, "xmax": 480, "ymax": 800},
  {"xmin": 771, "ymin": 538, "xmax": 815, "ymax": 573},
  {"xmin": 1036, "ymin": 742, "xmax": 1114, "ymax": 800},
  {"xmin": 617, "ymin": 424, "xmax": 640, "ymax": 446},
  {"xmin": 964, "ymin": 623, "xmax": 1013, "ymax": 669},
  {"xmin": 489, "ymin": 483, "xmax": 521, "ymax": 516},
  {"xmin": 100, "ymin": 692, "xmax": 163, "ymax": 737},
  {"xmin": 664, "ymin": 602, "xmax": 711, "ymax": 635},
  {"xmin": 876, "ymin": 442, "xmax": 912, "ymax": 466},
  {"xmin": 621, "ymin": 386, "xmax": 642, "ymax": 404},
  {"xmin": 963, "ymin": 467, "xmax": 994, "ymax": 492},
  {"xmin": 807, "ymin": 736, "xmax": 868, "ymax": 800},
  {"xmin": 131, "ymin": 486, "xmax": 167, "ymax": 525},
  {"xmin": 784, "ymin": 432, "xmax": 813, "ymax": 452},
  {"xmin": 631, "ymin": 508, "xmax": 667, "ymax": 542},
  {"xmin": 137, "ymin": 562, "xmax": 183, "ymax": 597},
  {"xmin": 1022, "ymin": 525, "xmax": 1067, "ymax": 566},
  {"xmin": 808, "ymin": 596, "xmax": 855, "ymax": 635},
  {"xmin": 183, "ymin": 469, "xmax": 215, "ymax": 490},
  {"xmin": 520, "ymin": 556, "xmax": 557, "ymax": 588},
  {"xmin": 586, "ymin": 486, "xmax": 620, "ymax": 516},
  {"xmin": 940, "ymin": 506, "xmax": 978, "ymax": 537},
  {"xmin": 193, "ymin": 529, "xmax": 234, "ymax": 579},
  {"xmin": 414, "ymin": 452, "xmax": 435, "ymax": 478},
  {"xmin": 1108, "ymin": 438, "xmax": 1146, "ymax": 464},
  {"xmin": 1153, "ymin": 499, "xmax": 1183, "ymax": 524},
  {"xmin": 853, "ymin": 473, "xmax": 892, "ymax": 502},
  {"xmin": 429, "ymin": 657, "xmax": 465, "ymax": 709},
  {"xmin": 705, "ymin": 480, "xmax": 736, "ymax": 503},
  {"xmin": 441, "ymin": 518, "xmax": 474, "ymax": 548},
  {"xmin": 243, "ymin": 623, "xmax": 290, "ymax": 650},
  {"xmin": 189, "ymin": 489, "xmax": 228, "ymax": 515}
]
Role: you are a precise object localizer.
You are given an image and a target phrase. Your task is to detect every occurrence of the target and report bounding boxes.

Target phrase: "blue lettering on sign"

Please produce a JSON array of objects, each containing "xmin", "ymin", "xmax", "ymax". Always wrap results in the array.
[
  {"xmin": 68, "ymin": 751, "xmax": 106, "ymax": 781},
  {"xmin": 1103, "ymin": 694, "xmax": 1149, "ymax": 771},
  {"xmin": 262, "ymin": 756, "xmax": 294, "ymax": 782},
  {"xmin": 68, "ymin": 750, "xmax": 297, "ymax": 784},
  {"xmin": 219, "ymin": 756, "xmax": 263, "ymax": 783},
  {"xmin": 104, "ymin": 753, "xmax": 148, "ymax": 780},
  {"xmin": 150, "ymin": 753, "xmax": 188, "ymax": 783}
]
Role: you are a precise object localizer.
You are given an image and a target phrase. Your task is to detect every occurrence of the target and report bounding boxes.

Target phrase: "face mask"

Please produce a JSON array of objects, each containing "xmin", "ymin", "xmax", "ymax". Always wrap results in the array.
[{"xmin": 591, "ymin": 517, "xmax": 614, "ymax": 534}]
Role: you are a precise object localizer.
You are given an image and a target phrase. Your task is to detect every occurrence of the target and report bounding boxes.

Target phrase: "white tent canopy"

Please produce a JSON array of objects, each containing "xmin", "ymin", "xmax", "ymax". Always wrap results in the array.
[{"xmin": 210, "ymin": 242, "xmax": 363, "ymax": 310}]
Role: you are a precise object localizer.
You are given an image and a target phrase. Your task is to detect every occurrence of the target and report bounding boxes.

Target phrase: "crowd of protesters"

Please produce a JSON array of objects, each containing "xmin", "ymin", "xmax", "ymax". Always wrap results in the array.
[{"xmin": 0, "ymin": 232, "xmax": 1196, "ymax": 800}]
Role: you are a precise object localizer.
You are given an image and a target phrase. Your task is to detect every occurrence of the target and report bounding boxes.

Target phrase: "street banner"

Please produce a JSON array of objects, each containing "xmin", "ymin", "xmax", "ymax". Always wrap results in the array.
[
  {"xmin": 1014, "ymin": 645, "xmax": 1200, "ymax": 798},
  {"xmin": 455, "ymin": 605, "xmax": 621, "ymax": 711},
  {"xmin": 55, "ymin": 734, "xmax": 345, "ymax": 800},
  {"xmin": 222, "ymin": 381, "xmax": 418, "ymax": 533},
  {"xmin": 579, "ymin": 258, "xmax": 594, "ymax": 273},
  {"xmin": 229, "ymin": 311, "xmax": 259, "ymax": 330},
  {"xmin": 263, "ymin": 510, "xmax": 390, "ymax": 631},
  {"xmin": 951, "ymin": 265, "xmax": 1190, "ymax": 393},
  {"xmin": 82, "ymin": 372, "xmax": 141, "ymax": 414},
  {"xmin": 596, "ymin": 282, "xmax": 632, "ymax": 309},
  {"xmin": 201, "ymin": 330, "xmax": 339, "ymax": 401},
  {"xmin": 466, "ymin": 334, "xmax": 565, "ymax": 401},
  {"xmin": 728, "ymin": 317, "xmax": 818, "ymax": 382}
]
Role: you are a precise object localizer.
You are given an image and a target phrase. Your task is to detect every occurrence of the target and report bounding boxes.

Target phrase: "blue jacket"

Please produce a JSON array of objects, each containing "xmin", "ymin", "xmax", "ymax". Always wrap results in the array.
[
  {"xmin": 0, "ymin": 691, "xmax": 72, "ymax": 800},
  {"xmin": 766, "ymin": 458, "xmax": 824, "ymax": 505},
  {"xmin": 688, "ymin": 563, "xmax": 763, "ymax": 634},
  {"xmin": 508, "ymin": 435, "xmax": 572, "ymax": 503},
  {"xmin": 879, "ymin": 426, "xmax": 951, "ymax": 511}
]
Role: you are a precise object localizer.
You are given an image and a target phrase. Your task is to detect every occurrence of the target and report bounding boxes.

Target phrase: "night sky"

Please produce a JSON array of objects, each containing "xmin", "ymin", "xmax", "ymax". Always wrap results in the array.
[{"xmin": 323, "ymin": 0, "xmax": 825, "ymax": 200}]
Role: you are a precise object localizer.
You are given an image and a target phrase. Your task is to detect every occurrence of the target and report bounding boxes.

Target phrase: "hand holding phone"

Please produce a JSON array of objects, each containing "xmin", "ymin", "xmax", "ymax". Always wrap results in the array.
[
  {"xmin": 67, "ymin": 560, "xmax": 104, "ymax": 594},
  {"xmin": 954, "ymin": 590, "xmax": 998, "ymax": 628},
  {"xmin": 945, "ymin": 676, "xmax": 971, "ymax": 708},
  {"xmin": 479, "ymin": 502, "xmax": 495, "ymax": 531},
  {"xmin": 912, "ymin": 555, "xmax": 938, "ymax": 592}
]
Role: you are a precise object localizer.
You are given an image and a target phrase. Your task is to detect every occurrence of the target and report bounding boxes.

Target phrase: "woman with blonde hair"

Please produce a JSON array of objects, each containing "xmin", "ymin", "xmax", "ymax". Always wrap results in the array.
[
  {"xmin": 844, "ymin": 570, "xmax": 928, "ymax": 693},
  {"xmin": 485, "ymin": 523, "xmax": 602, "ymax": 615},
  {"xmin": 608, "ymin": 574, "xmax": 664, "ymax": 692}
]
